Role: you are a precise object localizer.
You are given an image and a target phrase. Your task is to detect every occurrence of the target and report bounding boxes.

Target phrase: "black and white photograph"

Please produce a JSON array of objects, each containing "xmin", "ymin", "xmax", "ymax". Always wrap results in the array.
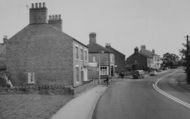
[{"xmin": 0, "ymin": 0, "xmax": 190, "ymax": 119}]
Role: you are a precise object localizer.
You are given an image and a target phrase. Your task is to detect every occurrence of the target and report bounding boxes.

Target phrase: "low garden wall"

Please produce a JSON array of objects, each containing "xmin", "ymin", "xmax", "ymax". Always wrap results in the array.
[
  {"xmin": 0, "ymin": 84, "xmax": 74, "ymax": 95},
  {"xmin": 0, "ymin": 79, "xmax": 98, "ymax": 95}
]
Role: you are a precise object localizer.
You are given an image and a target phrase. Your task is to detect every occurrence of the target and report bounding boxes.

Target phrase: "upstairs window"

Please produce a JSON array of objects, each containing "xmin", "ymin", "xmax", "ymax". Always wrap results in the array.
[
  {"xmin": 75, "ymin": 46, "xmax": 79, "ymax": 59},
  {"xmin": 93, "ymin": 56, "xmax": 96, "ymax": 62},
  {"xmin": 81, "ymin": 49, "xmax": 84, "ymax": 60},
  {"xmin": 75, "ymin": 66, "xmax": 80, "ymax": 82},
  {"xmin": 110, "ymin": 54, "xmax": 114, "ymax": 63},
  {"xmin": 85, "ymin": 51, "xmax": 88, "ymax": 61}
]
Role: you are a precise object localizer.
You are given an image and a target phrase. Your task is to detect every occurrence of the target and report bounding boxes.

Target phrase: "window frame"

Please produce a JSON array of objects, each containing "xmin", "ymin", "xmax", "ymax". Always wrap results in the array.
[
  {"xmin": 75, "ymin": 46, "xmax": 79, "ymax": 59},
  {"xmin": 81, "ymin": 48, "xmax": 84, "ymax": 60},
  {"xmin": 27, "ymin": 72, "xmax": 35, "ymax": 84},
  {"xmin": 75, "ymin": 66, "xmax": 80, "ymax": 82},
  {"xmin": 100, "ymin": 66, "xmax": 108, "ymax": 75}
]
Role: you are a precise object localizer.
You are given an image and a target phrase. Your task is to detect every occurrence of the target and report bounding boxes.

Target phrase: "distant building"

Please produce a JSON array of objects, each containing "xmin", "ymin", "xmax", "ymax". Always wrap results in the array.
[
  {"xmin": 87, "ymin": 33, "xmax": 115, "ymax": 78},
  {"xmin": 6, "ymin": 3, "xmax": 88, "ymax": 87},
  {"xmin": 126, "ymin": 45, "xmax": 161, "ymax": 70},
  {"xmin": 126, "ymin": 47, "xmax": 150, "ymax": 70},
  {"xmin": 105, "ymin": 43, "xmax": 125, "ymax": 74},
  {"xmin": 139, "ymin": 45, "xmax": 161, "ymax": 70}
]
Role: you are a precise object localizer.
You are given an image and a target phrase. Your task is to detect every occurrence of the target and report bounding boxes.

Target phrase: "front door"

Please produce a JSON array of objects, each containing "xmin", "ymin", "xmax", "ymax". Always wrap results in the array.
[{"xmin": 83, "ymin": 68, "xmax": 88, "ymax": 81}]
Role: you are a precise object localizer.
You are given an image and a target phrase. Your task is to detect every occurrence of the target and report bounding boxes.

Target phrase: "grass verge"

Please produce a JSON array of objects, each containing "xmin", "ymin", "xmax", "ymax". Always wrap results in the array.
[{"xmin": 0, "ymin": 94, "xmax": 72, "ymax": 119}]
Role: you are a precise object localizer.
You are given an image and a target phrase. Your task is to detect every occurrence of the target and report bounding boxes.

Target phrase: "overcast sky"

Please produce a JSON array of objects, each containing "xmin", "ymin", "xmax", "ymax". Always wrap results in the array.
[{"xmin": 0, "ymin": 0, "xmax": 190, "ymax": 57}]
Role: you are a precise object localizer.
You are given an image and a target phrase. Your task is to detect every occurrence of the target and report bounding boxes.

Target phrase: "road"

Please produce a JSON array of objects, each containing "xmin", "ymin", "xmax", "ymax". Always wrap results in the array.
[{"xmin": 93, "ymin": 69, "xmax": 190, "ymax": 119}]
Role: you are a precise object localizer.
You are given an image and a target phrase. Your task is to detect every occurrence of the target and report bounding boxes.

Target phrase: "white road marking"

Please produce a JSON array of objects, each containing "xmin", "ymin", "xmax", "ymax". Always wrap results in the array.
[{"xmin": 153, "ymin": 71, "xmax": 190, "ymax": 109}]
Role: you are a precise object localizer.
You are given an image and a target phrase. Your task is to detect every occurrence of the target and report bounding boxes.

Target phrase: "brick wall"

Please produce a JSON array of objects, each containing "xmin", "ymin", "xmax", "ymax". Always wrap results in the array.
[
  {"xmin": 106, "ymin": 46, "xmax": 125, "ymax": 73},
  {"xmin": 89, "ymin": 53, "xmax": 110, "ymax": 66},
  {"xmin": 88, "ymin": 53, "xmax": 115, "ymax": 78},
  {"xmin": 126, "ymin": 53, "xmax": 148, "ymax": 70},
  {"xmin": 6, "ymin": 25, "xmax": 74, "ymax": 86}
]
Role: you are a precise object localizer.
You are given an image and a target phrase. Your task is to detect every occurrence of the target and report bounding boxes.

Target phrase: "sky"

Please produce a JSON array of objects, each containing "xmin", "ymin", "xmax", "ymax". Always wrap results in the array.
[{"xmin": 0, "ymin": 0, "xmax": 190, "ymax": 57}]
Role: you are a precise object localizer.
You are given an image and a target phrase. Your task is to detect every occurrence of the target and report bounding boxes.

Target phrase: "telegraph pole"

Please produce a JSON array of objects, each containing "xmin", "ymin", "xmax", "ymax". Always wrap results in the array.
[{"xmin": 186, "ymin": 35, "xmax": 190, "ymax": 84}]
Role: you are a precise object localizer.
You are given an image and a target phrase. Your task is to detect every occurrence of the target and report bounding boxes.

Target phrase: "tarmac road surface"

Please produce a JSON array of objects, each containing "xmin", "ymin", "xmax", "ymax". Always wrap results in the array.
[{"xmin": 93, "ymin": 69, "xmax": 190, "ymax": 119}]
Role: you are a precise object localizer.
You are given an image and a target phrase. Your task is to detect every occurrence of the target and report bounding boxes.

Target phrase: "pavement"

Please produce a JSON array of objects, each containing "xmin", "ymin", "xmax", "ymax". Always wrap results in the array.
[
  {"xmin": 93, "ymin": 70, "xmax": 190, "ymax": 119},
  {"xmin": 50, "ymin": 85, "xmax": 107, "ymax": 119}
]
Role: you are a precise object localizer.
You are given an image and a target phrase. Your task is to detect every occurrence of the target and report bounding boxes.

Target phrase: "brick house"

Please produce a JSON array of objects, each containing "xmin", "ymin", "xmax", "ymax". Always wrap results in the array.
[
  {"xmin": 105, "ymin": 43, "xmax": 125, "ymax": 74},
  {"xmin": 6, "ymin": 3, "xmax": 88, "ymax": 87},
  {"xmin": 139, "ymin": 45, "xmax": 161, "ymax": 70},
  {"xmin": 87, "ymin": 33, "xmax": 115, "ymax": 79},
  {"xmin": 126, "ymin": 47, "xmax": 152, "ymax": 70},
  {"xmin": 126, "ymin": 46, "xmax": 161, "ymax": 70}
]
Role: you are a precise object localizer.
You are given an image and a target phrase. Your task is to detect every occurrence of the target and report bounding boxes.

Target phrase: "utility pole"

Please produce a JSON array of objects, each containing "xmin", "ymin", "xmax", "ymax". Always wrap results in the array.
[{"xmin": 186, "ymin": 35, "xmax": 190, "ymax": 84}]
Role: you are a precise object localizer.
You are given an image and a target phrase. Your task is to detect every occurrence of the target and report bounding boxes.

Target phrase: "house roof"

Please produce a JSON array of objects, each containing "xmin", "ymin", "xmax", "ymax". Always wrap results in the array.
[
  {"xmin": 9, "ymin": 23, "xmax": 87, "ymax": 48},
  {"xmin": 139, "ymin": 49, "xmax": 153, "ymax": 58},
  {"xmin": 87, "ymin": 43, "xmax": 112, "ymax": 53},
  {"xmin": 126, "ymin": 52, "xmax": 147, "ymax": 65},
  {"xmin": 106, "ymin": 45, "xmax": 125, "ymax": 56}
]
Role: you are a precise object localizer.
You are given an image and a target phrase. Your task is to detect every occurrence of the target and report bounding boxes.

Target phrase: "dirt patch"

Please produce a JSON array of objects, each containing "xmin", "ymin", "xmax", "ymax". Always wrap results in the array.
[{"xmin": 0, "ymin": 94, "xmax": 73, "ymax": 119}]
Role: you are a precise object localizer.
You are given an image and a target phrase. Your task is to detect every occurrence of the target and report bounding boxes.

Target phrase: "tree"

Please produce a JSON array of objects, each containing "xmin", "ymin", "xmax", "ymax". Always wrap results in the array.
[
  {"xmin": 179, "ymin": 36, "xmax": 190, "ymax": 84},
  {"xmin": 179, "ymin": 43, "xmax": 187, "ymax": 66},
  {"xmin": 162, "ymin": 53, "xmax": 179, "ymax": 68}
]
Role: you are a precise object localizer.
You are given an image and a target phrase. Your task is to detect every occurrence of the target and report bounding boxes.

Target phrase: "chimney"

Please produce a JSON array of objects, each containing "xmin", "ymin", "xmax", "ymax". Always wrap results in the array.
[
  {"xmin": 134, "ymin": 47, "xmax": 139, "ymax": 53},
  {"xmin": 152, "ymin": 49, "xmax": 155, "ymax": 54},
  {"xmin": 48, "ymin": 14, "xmax": 62, "ymax": 31},
  {"xmin": 141, "ymin": 45, "xmax": 146, "ymax": 50},
  {"xmin": 3, "ymin": 35, "xmax": 8, "ymax": 44},
  {"xmin": 105, "ymin": 43, "xmax": 111, "ymax": 48},
  {"xmin": 29, "ymin": 2, "xmax": 47, "ymax": 24},
  {"xmin": 89, "ymin": 32, "xmax": 96, "ymax": 44}
]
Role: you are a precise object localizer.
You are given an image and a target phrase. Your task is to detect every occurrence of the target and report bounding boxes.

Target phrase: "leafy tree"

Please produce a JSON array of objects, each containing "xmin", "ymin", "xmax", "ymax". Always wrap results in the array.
[
  {"xmin": 162, "ymin": 53, "xmax": 179, "ymax": 68},
  {"xmin": 180, "ymin": 40, "xmax": 190, "ymax": 84},
  {"xmin": 179, "ymin": 43, "xmax": 187, "ymax": 66}
]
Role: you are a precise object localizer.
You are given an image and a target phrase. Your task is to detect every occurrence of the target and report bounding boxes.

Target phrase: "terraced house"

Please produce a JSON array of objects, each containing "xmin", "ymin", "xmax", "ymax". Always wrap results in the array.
[
  {"xmin": 6, "ymin": 3, "xmax": 88, "ymax": 87},
  {"xmin": 105, "ymin": 43, "xmax": 125, "ymax": 74},
  {"xmin": 87, "ymin": 33, "xmax": 115, "ymax": 79},
  {"xmin": 126, "ymin": 45, "xmax": 161, "ymax": 70},
  {"xmin": 139, "ymin": 45, "xmax": 161, "ymax": 70}
]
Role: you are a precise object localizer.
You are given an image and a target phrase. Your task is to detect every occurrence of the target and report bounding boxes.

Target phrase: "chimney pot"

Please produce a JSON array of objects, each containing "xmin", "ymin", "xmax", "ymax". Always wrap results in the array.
[
  {"xmin": 39, "ymin": 3, "xmax": 42, "ymax": 8},
  {"xmin": 141, "ymin": 45, "xmax": 146, "ymax": 50},
  {"xmin": 31, "ymin": 3, "xmax": 34, "ymax": 8},
  {"xmin": 134, "ymin": 47, "xmax": 139, "ymax": 53},
  {"xmin": 152, "ymin": 49, "xmax": 155, "ymax": 54},
  {"xmin": 30, "ymin": 2, "xmax": 47, "ymax": 24},
  {"xmin": 106, "ymin": 43, "xmax": 111, "ymax": 47},
  {"xmin": 56, "ymin": 15, "xmax": 58, "ymax": 20},
  {"xmin": 35, "ymin": 3, "xmax": 38, "ymax": 8},
  {"xmin": 3, "ymin": 35, "xmax": 8, "ymax": 44},
  {"xmin": 48, "ymin": 14, "xmax": 62, "ymax": 31},
  {"xmin": 43, "ymin": 2, "xmax": 45, "ymax": 8}
]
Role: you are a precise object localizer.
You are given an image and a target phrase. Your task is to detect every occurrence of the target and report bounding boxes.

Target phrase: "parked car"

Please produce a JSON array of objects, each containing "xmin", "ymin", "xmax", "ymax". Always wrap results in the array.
[
  {"xmin": 150, "ymin": 70, "xmax": 157, "ymax": 76},
  {"xmin": 119, "ymin": 72, "xmax": 125, "ymax": 78},
  {"xmin": 132, "ymin": 70, "xmax": 145, "ymax": 79}
]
